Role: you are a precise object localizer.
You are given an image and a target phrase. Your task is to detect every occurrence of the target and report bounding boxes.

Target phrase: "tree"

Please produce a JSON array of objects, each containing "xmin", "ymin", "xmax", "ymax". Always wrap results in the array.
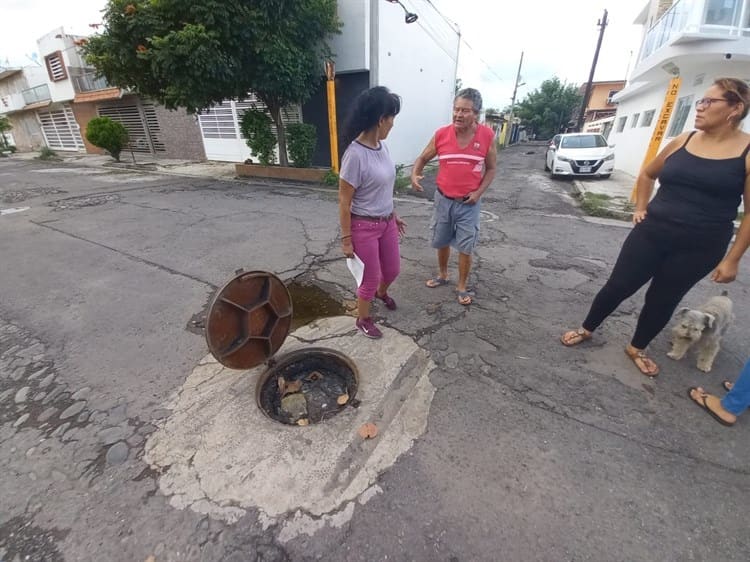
[
  {"xmin": 0, "ymin": 116, "xmax": 12, "ymax": 149},
  {"xmin": 515, "ymin": 78, "xmax": 582, "ymax": 139},
  {"xmin": 454, "ymin": 78, "xmax": 463, "ymax": 95},
  {"xmin": 84, "ymin": 0, "xmax": 340, "ymax": 166},
  {"xmin": 86, "ymin": 117, "xmax": 129, "ymax": 161}
]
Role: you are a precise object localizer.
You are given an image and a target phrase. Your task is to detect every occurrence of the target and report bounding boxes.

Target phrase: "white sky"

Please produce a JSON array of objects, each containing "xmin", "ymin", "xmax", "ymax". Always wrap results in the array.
[{"xmin": 0, "ymin": 0, "xmax": 646, "ymax": 109}]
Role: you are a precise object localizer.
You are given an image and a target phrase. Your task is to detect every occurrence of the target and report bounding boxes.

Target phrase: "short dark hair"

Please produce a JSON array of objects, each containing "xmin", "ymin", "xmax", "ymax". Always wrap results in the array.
[
  {"xmin": 343, "ymin": 86, "xmax": 402, "ymax": 144},
  {"xmin": 455, "ymin": 88, "xmax": 483, "ymax": 113}
]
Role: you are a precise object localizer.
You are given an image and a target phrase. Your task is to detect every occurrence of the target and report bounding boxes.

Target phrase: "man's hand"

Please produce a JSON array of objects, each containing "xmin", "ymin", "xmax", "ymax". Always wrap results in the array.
[
  {"xmin": 411, "ymin": 172, "xmax": 424, "ymax": 192},
  {"xmin": 463, "ymin": 191, "xmax": 481, "ymax": 205}
]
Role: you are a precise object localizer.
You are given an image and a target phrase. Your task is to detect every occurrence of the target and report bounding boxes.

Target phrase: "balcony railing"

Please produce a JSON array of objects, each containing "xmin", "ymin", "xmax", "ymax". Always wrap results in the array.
[
  {"xmin": 73, "ymin": 72, "xmax": 112, "ymax": 93},
  {"xmin": 21, "ymin": 84, "xmax": 51, "ymax": 105},
  {"xmin": 640, "ymin": 0, "xmax": 750, "ymax": 61}
]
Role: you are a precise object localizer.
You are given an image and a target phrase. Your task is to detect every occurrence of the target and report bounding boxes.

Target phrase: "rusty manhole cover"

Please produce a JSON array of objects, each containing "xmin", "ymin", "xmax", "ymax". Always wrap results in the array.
[{"xmin": 205, "ymin": 271, "xmax": 359, "ymax": 425}]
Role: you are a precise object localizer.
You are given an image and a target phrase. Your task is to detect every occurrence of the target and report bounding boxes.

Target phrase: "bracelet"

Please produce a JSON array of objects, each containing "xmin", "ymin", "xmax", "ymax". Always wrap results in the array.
[{"xmin": 341, "ymin": 234, "xmax": 352, "ymax": 240}]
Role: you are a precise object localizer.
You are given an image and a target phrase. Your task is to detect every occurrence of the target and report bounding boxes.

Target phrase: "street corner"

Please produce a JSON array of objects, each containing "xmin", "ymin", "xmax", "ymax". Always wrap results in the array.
[{"xmin": 142, "ymin": 316, "xmax": 436, "ymax": 541}]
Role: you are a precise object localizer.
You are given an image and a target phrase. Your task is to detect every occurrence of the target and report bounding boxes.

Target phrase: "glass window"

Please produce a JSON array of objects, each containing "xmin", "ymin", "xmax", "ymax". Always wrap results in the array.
[
  {"xmin": 704, "ymin": 0, "xmax": 740, "ymax": 26},
  {"xmin": 560, "ymin": 134, "xmax": 608, "ymax": 149},
  {"xmin": 667, "ymin": 95, "xmax": 694, "ymax": 137},
  {"xmin": 641, "ymin": 110, "xmax": 656, "ymax": 127},
  {"xmin": 616, "ymin": 116, "xmax": 627, "ymax": 133},
  {"xmin": 631, "ymin": 113, "xmax": 641, "ymax": 128}
]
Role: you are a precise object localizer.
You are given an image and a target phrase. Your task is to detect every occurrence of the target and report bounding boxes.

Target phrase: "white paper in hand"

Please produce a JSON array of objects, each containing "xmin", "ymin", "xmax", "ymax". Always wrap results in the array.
[{"xmin": 346, "ymin": 253, "xmax": 365, "ymax": 287}]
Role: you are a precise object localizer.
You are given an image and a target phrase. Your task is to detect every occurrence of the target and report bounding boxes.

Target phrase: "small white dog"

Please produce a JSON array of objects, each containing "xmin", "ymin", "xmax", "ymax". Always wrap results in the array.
[{"xmin": 667, "ymin": 292, "xmax": 734, "ymax": 373}]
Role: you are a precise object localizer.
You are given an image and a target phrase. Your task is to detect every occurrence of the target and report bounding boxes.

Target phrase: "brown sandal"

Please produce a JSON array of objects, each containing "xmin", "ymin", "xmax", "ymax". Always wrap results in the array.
[
  {"xmin": 560, "ymin": 328, "xmax": 592, "ymax": 347},
  {"xmin": 625, "ymin": 348, "xmax": 659, "ymax": 377}
]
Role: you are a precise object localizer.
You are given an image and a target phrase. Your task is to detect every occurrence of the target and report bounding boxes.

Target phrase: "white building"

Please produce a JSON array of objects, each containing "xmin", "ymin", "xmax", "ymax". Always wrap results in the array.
[
  {"xmin": 198, "ymin": 0, "xmax": 459, "ymax": 166},
  {"xmin": 609, "ymin": 0, "xmax": 750, "ymax": 177}
]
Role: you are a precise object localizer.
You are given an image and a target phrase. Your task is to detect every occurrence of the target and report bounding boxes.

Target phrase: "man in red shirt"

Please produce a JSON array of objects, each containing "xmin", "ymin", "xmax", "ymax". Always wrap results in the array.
[{"xmin": 411, "ymin": 88, "xmax": 497, "ymax": 305}]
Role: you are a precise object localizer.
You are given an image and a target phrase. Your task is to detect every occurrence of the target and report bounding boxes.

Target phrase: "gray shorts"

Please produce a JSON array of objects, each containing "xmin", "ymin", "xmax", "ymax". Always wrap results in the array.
[{"xmin": 430, "ymin": 190, "xmax": 481, "ymax": 254}]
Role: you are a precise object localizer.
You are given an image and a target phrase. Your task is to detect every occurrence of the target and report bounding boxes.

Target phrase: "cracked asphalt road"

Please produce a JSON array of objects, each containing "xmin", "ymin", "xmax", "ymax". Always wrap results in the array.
[{"xmin": 1, "ymin": 146, "xmax": 749, "ymax": 562}]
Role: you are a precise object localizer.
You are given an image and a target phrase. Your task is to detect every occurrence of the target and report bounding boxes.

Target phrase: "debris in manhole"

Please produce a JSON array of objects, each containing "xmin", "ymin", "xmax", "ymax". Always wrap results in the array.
[
  {"xmin": 358, "ymin": 423, "xmax": 378, "ymax": 440},
  {"xmin": 257, "ymin": 352, "xmax": 358, "ymax": 426}
]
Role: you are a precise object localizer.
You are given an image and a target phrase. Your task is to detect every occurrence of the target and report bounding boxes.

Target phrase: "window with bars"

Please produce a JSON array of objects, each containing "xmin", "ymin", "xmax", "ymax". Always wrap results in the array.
[
  {"xmin": 641, "ymin": 109, "xmax": 656, "ymax": 127},
  {"xmin": 631, "ymin": 113, "xmax": 640, "ymax": 128},
  {"xmin": 616, "ymin": 116, "xmax": 627, "ymax": 133},
  {"xmin": 197, "ymin": 95, "xmax": 301, "ymax": 140},
  {"xmin": 45, "ymin": 51, "xmax": 68, "ymax": 82}
]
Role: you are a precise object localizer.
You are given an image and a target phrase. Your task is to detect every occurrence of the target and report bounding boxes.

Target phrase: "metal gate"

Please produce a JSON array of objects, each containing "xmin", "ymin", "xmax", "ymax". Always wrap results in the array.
[
  {"xmin": 97, "ymin": 102, "xmax": 166, "ymax": 154},
  {"xmin": 37, "ymin": 104, "xmax": 85, "ymax": 151}
]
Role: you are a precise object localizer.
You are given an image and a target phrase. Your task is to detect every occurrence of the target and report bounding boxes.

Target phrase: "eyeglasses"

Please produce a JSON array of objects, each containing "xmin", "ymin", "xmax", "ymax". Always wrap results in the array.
[{"xmin": 695, "ymin": 97, "xmax": 728, "ymax": 109}]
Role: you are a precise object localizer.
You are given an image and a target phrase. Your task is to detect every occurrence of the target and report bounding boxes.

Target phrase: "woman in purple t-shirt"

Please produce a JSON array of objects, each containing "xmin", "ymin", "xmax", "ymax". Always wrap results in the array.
[{"xmin": 338, "ymin": 86, "xmax": 407, "ymax": 339}]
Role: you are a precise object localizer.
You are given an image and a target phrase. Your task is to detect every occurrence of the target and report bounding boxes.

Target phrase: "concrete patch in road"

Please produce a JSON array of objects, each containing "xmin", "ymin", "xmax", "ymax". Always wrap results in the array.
[{"xmin": 144, "ymin": 316, "xmax": 436, "ymax": 540}]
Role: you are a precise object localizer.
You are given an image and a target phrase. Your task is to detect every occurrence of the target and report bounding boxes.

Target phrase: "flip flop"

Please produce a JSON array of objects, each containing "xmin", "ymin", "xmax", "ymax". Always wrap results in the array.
[
  {"xmin": 425, "ymin": 277, "xmax": 449, "ymax": 288},
  {"xmin": 687, "ymin": 387, "xmax": 735, "ymax": 427},
  {"xmin": 457, "ymin": 290, "xmax": 473, "ymax": 305},
  {"xmin": 625, "ymin": 348, "xmax": 659, "ymax": 377},
  {"xmin": 722, "ymin": 380, "xmax": 734, "ymax": 392},
  {"xmin": 560, "ymin": 328, "xmax": 591, "ymax": 347}
]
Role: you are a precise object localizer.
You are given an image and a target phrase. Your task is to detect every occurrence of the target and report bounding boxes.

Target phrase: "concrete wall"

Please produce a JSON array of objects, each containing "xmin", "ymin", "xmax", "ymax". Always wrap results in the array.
[
  {"xmin": 70, "ymin": 101, "xmax": 106, "ymax": 155},
  {"xmin": 154, "ymin": 105, "xmax": 206, "ymax": 161},
  {"xmin": 375, "ymin": 0, "xmax": 459, "ymax": 165},
  {"xmin": 330, "ymin": 0, "xmax": 370, "ymax": 72},
  {"xmin": 36, "ymin": 28, "xmax": 78, "ymax": 103},
  {"xmin": 5, "ymin": 112, "xmax": 45, "ymax": 152}
]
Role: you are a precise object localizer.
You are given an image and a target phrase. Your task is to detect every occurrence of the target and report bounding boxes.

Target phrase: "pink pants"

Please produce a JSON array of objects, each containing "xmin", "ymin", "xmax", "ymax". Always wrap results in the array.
[{"xmin": 351, "ymin": 217, "xmax": 401, "ymax": 301}]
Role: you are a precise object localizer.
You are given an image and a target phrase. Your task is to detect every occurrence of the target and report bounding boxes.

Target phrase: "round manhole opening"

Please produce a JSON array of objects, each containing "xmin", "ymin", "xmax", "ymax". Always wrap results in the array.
[{"xmin": 256, "ymin": 348, "xmax": 359, "ymax": 426}]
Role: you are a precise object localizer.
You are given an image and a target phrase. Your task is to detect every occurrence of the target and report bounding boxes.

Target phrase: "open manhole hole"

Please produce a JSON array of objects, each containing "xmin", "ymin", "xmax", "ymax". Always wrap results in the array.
[{"xmin": 205, "ymin": 271, "xmax": 359, "ymax": 426}]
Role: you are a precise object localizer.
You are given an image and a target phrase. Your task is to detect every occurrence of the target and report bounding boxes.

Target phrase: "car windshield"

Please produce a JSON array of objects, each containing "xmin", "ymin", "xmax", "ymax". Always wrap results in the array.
[{"xmin": 560, "ymin": 135, "xmax": 607, "ymax": 149}]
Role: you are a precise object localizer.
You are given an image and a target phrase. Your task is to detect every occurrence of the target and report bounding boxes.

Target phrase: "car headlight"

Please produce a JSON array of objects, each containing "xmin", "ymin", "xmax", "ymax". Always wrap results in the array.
[
  {"xmin": 557, "ymin": 155, "xmax": 573, "ymax": 162},
  {"xmin": 603, "ymin": 153, "xmax": 615, "ymax": 161}
]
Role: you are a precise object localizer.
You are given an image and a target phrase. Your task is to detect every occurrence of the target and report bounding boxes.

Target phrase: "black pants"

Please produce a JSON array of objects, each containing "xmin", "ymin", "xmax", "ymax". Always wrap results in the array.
[{"xmin": 582, "ymin": 217, "xmax": 732, "ymax": 349}]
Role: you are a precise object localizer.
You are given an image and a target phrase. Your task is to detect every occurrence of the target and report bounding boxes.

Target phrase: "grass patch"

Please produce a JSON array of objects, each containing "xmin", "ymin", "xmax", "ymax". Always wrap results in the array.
[{"xmin": 578, "ymin": 191, "xmax": 629, "ymax": 220}]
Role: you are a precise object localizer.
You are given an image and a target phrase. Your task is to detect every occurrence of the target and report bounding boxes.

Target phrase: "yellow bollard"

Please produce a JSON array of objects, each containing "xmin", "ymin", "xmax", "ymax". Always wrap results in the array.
[{"xmin": 325, "ymin": 60, "xmax": 339, "ymax": 174}]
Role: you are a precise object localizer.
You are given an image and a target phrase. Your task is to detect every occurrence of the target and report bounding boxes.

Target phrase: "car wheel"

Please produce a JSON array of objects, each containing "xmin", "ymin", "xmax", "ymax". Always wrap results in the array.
[{"xmin": 544, "ymin": 159, "xmax": 550, "ymax": 171}]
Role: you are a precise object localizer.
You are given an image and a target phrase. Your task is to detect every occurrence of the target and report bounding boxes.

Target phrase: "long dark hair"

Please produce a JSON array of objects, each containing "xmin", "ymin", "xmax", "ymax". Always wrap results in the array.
[{"xmin": 343, "ymin": 86, "xmax": 401, "ymax": 145}]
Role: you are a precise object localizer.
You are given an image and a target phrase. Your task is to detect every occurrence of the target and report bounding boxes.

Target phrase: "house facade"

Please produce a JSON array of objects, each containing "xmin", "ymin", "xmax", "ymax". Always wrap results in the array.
[
  {"xmin": 199, "ymin": 0, "xmax": 459, "ymax": 166},
  {"xmin": 608, "ymin": 0, "xmax": 750, "ymax": 176},
  {"xmin": 0, "ymin": 66, "xmax": 48, "ymax": 151},
  {"xmin": 580, "ymin": 80, "xmax": 626, "ymax": 125},
  {"xmin": 2, "ymin": 27, "xmax": 205, "ymax": 160}
]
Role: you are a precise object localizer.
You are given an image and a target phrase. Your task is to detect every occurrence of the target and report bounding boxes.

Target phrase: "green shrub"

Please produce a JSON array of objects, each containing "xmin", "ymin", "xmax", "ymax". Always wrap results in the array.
[
  {"xmin": 286, "ymin": 123, "xmax": 317, "ymax": 168},
  {"xmin": 38, "ymin": 146, "xmax": 58, "ymax": 160},
  {"xmin": 240, "ymin": 109, "xmax": 276, "ymax": 165},
  {"xmin": 85, "ymin": 117, "xmax": 129, "ymax": 162},
  {"xmin": 322, "ymin": 169, "xmax": 339, "ymax": 187},
  {"xmin": 7, "ymin": 145, "xmax": 16, "ymax": 153}
]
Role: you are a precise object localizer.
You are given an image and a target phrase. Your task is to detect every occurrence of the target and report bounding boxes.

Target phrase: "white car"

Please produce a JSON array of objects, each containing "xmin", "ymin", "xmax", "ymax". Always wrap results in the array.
[{"xmin": 545, "ymin": 133, "xmax": 615, "ymax": 178}]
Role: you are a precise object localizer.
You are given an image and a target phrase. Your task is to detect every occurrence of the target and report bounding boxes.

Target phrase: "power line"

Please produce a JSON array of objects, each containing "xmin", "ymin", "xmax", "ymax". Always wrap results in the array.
[{"xmin": 459, "ymin": 37, "xmax": 504, "ymax": 83}]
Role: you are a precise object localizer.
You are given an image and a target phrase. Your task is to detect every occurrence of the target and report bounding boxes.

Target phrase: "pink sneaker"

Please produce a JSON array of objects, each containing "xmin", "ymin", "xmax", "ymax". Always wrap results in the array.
[
  {"xmin": 376, "ymin": 292, "xmax": 397, "ymax": 310},
  {"xmin": 356, "ymin": 317, "xmax": 382, "ymax": 339}
]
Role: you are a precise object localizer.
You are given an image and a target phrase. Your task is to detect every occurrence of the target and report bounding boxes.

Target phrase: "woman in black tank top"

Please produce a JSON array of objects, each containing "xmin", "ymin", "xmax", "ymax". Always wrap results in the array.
[{"xmin": 560, "ymin": 77, "xmax": 750, "ymax": 378}]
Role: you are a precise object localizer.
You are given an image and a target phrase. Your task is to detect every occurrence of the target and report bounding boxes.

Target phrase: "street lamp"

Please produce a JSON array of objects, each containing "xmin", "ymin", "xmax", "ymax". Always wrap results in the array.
[{"xmin": 385, "ymin": 0, "xmax": 418, "ymax": 24}]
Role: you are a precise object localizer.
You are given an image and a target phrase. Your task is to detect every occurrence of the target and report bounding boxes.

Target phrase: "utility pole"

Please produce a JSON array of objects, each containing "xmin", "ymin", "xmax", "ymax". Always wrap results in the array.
[
  {"xmin": 577, "ymin": 9, "xmax": 609, "ymax": 131},
  {"xmin": 504, "ymin": 51, "xmax": 524, "ymax": 147}
]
